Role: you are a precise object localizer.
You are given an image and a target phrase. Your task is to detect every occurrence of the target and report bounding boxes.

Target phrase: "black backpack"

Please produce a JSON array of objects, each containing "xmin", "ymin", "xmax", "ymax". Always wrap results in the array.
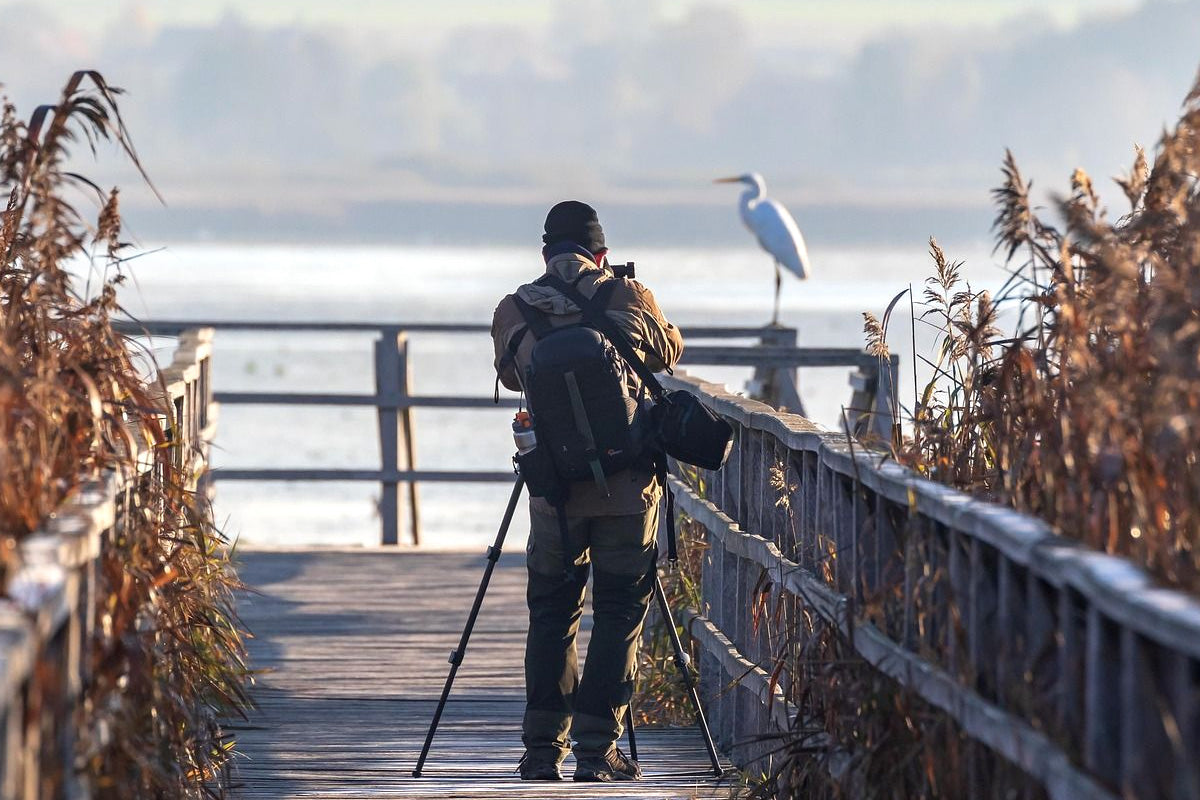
[
  {"xmin": 501, "ymin": 271, "xmax": 733, "ymax": 580},
  {"xmin": 509, "ymin": 276, "xmax": 651, "ymax": 498}
]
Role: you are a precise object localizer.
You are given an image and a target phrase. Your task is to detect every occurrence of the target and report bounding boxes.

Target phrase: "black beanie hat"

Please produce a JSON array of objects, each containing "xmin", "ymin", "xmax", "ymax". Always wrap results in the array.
[{"xmin": 542, "ymin": 200, "xmax": 605, "ymax": 253}]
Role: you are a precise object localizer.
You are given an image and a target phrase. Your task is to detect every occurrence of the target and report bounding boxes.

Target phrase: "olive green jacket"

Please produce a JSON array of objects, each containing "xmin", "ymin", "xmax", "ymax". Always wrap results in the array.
[{"xmin": 491, "ymin": 250, "xmax": 684, "ymax": 516}]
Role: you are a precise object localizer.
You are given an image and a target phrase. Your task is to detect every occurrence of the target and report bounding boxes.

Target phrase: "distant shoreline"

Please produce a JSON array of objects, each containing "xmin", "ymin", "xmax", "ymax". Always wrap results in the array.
[{"xmin": 120, "ymin": 198, "xmax": 995, "ymax": 249}]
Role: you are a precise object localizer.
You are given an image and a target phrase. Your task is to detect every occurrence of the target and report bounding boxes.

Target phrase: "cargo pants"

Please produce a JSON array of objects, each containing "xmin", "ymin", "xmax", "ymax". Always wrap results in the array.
[{"xmin": 522, "ymin": 505, "xmax": 658, "ymax": 762}]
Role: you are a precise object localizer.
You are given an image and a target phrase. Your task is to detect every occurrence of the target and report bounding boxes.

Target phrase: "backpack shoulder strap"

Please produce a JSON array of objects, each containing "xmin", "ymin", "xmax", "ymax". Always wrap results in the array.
[
  {"xmin": 589, "ymin": 277, "xmax": 620, "ymax": 311},
  {"xmin": 494, "ymin": 322, "xmax": 529, "ymax": 403},
  {"xmin": 512, "ymin": 295, "xmax": 555, "ymax": 339},
  {"xmin": 540, "ymin": 274, "xmax": 665, "ymax": 400}
]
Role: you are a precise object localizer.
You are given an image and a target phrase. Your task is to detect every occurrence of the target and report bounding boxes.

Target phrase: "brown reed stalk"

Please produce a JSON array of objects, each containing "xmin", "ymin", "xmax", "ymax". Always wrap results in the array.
[
  {"xmin": 758, "ymin": 57, "xmax": 1200, "ymax": 800},
  {"xmin": 1, "ymin": 72, "xmax": 248, "ymax": 798},
  {"xmin": 871, "ymin": 66, "xmax": 1200, "ymax": 592}
]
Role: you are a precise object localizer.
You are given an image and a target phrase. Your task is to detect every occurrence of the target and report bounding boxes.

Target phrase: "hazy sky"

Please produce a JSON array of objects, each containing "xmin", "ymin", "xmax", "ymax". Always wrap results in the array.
[
  {"xmin": 1, "ymin": 0, "xmax": 1195, "ymax": 244},
  {"xmin": 19, "ymin": 0, "xmax": 1151, "ymax": 75},
  {"xmin": 34, "ymin": 0, "xmax": 1143, "ymax": 44}
]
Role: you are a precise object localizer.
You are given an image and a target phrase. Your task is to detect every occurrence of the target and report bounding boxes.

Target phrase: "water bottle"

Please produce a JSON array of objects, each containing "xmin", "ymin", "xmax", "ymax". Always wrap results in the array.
[{"xmin": 513, "ymin": 410, "xmax": 537, "ymax": 454}]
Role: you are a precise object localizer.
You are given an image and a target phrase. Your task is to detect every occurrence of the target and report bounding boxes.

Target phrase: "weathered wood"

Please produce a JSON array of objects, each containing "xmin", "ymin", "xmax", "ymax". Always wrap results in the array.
[
  {"xmin": 662, "ymin": 371, "xmax": 1200, "ymax": 796},
  {"xmin": 1084, "ymin": 608, "xmax": 1121, "ymax": 784},
  {"xmin": 230, "ymin": 549, "xmax": 735, "ymax": 799},
  {"xmin": 682, "ymin": 345, "xmax": 866, "ymax": 369},
  {"xmin": 0, "ymin": 329, "xmax": 211, "ymax": 800},
  {"xmin": 397, "ymin": 335, "xmax": 421, "ymax": 546},
  {"xmin": 376, "ymin": 333, "xmax": 403, "ymax": 545},
  {"xmin": 211, "ymin": 468, "xmax": 515, "ymax": 483},
  {"xmin": 745, "ymin": 326, "xmax": 805, "ymax": 414},
  {"xmin": 117, "ymin": 318, "xmax": 787, "ymax": 338},
  {"xmin": 214, "ymin": 392, "xmax": 523, "ymax": 409},
  {"xmin": 669, "ymin": 476, "xmax": 1116, "ymax": 800}
]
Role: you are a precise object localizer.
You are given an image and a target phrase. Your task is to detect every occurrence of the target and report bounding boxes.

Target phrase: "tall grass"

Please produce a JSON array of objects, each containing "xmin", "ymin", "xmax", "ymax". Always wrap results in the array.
[
  {"xmin": 866, "ymin": 68, "xmax": 1200, "ymax": 593},
  {"xmin": 1, "ymin": 72, "xmax": 249, "ymax": 797},
  {"xmin": 756, "ymin": 62, "xmax": 1200, "ymax": 800},
  {"xmin": 721, "ymin": 60, "xmax": 1200, "ymax": 800}
]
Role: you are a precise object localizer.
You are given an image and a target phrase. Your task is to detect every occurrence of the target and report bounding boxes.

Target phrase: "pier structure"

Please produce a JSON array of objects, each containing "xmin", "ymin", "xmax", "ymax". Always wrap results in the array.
[
  {"xmin": 0, "ymin": 331, "xmax": 214, "ymax": 799},
  {"xmin": 664, "ymin": 370, "xmax": 1200, "ymax": 799},
  {"xmin": 6, "ymin": 322, "xmax": 1198, "ymax": 800},
  {"xmin": 117, "ymin": 319, "xmax": 896, "ymax": 547}
]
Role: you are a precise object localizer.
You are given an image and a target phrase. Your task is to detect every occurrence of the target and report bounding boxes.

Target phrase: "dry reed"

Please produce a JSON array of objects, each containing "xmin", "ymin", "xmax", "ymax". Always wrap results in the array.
[
  {"xmin": 724, "ymin": 59, "xmax": 1200, "ymax": 800},
  {"xmin": 876, "ymin": 67, "xmax": 1200, "ymax": 592},
  {"xmin": 1, "ymin": 71, "xmax": 248, "ymax": 798},
  {"xmin": 757, "ymin": 61, "xmax": 1200, "ymax": 800}
]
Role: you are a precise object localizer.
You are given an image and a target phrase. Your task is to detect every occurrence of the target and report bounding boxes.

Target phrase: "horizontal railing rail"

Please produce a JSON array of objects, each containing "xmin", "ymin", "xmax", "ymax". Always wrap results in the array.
[
  {"xmin": 661, "ymin": 371, "xmax": 1200, "ymax": 800},
  {"xmin": 114, "ymin": 319, "xmax": 789, "ymax": 338},
  {"xmin": 116, "ymin": 319, "xmax": 893, "ymax": 546},
  {"xmin": 0, "ymin": 329, "xmax": 214, "ymax": 800}
]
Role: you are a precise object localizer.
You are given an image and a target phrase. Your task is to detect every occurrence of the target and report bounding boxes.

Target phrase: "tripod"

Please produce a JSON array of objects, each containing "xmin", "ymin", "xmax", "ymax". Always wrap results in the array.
[{"xmin": 413, "ymin": 474, "xmax": 724, "ymax": 778}]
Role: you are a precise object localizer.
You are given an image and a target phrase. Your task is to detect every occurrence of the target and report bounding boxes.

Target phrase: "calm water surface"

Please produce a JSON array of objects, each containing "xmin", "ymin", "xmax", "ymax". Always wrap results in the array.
[{"xmin": 105, "ymin": 242, "xmax": 1000, "ymax": 548}]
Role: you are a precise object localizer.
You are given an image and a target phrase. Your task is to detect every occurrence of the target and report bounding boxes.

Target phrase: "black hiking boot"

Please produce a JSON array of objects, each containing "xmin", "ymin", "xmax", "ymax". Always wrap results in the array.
[
  {"xmin": 573, "ymin": 747, "xmax": 642, "ymax": 782},
  {"xmin": 517, "ymin": 751, "xmax": 564, "ymax": 781}
]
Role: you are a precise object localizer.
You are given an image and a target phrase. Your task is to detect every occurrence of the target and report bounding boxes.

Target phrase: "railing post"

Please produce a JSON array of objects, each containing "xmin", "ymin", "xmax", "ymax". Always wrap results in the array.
[
  {"xmin": 749, "ymin": 326, "xmax": 804, "ymax": 414},
  {"xmin": 375, "ymin": 330, "xmax": 420, "ymax": 546},
  {"xmin": 1084, "ymin": 608, "xmax": 1122, "ymax": 784},
  {"xmin": 844, "ymin": 353, "xmax": 899, "ymax": 443},
  {"xmin": 399, "ymin": 336, "xmax": 421, "ymax": 545},
  {"xmin": 875, "ymin": 354, "xmax": 899, "ymax": 443}
]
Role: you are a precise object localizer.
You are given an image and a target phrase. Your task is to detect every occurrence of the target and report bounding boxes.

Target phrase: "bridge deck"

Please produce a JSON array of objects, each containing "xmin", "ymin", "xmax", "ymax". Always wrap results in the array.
[{"xmin": 229, "ymin": 549, "xmax": 736, "ymax": 799}]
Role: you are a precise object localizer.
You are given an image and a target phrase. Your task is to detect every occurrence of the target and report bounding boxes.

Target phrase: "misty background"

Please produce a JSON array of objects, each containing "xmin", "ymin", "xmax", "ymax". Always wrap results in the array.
[
  {"xmin": 2, "ymin": 0, "xmax": 1198, "ymax": 247},
  {"xmin": 5, "ymin": 0, "xmax": 1199, "ymax": 545}
]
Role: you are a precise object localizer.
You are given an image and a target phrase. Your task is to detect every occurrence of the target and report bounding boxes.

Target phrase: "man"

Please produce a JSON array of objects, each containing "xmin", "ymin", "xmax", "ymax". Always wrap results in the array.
[{"xmin": 491, "ymin": 200, "xmax": 683, "ymax": 782}]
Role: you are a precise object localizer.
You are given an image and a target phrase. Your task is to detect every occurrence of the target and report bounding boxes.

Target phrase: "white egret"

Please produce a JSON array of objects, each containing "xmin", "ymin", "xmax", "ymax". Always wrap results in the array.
[{"xmin": 715, "ymin": 173, "xmax": 811, "ymax": 324}]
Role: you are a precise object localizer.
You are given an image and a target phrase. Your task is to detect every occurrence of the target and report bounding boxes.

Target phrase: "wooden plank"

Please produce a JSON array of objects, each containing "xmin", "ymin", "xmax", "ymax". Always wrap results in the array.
[
  {"xmin": 664, "ymin": 371, "xmax": 1200, "ymax": 663},
  {"xmin": 397, "ymin": 336, "xmax": 421, "ymax": 546},
  {"xmin": 115, "ymin": 320, "xmax": 494, "ymax": 335},
  {"xmin": 211, "ymin": 469, "xmax": 515, "ymax": 483},
  {"xmin": 376, "ymin": 335, "xmax": 402, "ymax": 545},
  {"xmin": 230, "ymin": 549, "xmax": 734, "ymax": 799},
  {"xmin": 668, "ymin": 476, "xmax": 1117, "ymax": 800},
  {"xmin": 214, "ymin": 392, "xmax": 522, "ymax": 409},
  {"xmin": 116, "ymin": 319, "xmax": 781, "ymax": 338},
  {"xmin": 680, "ymin": 345, "xmax": 867, "ymax": 368}
]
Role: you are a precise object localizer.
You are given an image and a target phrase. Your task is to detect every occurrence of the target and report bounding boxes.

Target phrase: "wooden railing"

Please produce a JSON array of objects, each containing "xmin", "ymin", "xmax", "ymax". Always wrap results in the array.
[
  {"xmin": 663, "ymin": 371, "xmax": 1200, "ymax": 800},
  {"xmin": 0, "ymin": 329, "xmax": 214, "ymax": 800},
  {"xmin": 114, "ymin": 320, "xmax": 895, "ymax": 546}
]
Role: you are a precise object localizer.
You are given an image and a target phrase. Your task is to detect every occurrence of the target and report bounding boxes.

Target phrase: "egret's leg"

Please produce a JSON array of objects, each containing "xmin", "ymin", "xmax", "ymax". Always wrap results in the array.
[{"xmin": 772, "ymin": 262, "xmax": 782, "ymax": 325}]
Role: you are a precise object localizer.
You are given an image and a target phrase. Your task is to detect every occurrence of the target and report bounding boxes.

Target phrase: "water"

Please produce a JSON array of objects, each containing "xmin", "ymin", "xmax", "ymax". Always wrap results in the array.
[{"xmin": 107, "ymin": 241, "xmax": 1000, "ymax": 549}]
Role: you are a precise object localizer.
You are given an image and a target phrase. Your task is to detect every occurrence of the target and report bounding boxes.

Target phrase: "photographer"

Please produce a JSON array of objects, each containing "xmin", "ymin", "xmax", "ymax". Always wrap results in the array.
[{"xmin": 490, "ymin": 201, "xmax": 683, "ymax": 782}]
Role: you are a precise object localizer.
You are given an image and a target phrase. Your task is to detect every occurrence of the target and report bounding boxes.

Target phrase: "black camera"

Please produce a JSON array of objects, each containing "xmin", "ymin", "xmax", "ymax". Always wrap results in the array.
[{"xmin": 611, "ymin": 261, "xmax": 635, "ymax": 280}]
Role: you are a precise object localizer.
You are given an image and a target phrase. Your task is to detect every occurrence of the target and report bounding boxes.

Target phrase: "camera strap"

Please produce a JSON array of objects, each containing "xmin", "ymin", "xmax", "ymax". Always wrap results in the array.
[
  {"xmin": 494, "ymin": 323, "xmax": 530, "ymax": 403},
  {"xmin": 655, "ymin": 454, "xmax": 678, "ymax": 566},
  {"xmin": 555, "ymin": 499, "xmax": 577, "ymax": 584}
]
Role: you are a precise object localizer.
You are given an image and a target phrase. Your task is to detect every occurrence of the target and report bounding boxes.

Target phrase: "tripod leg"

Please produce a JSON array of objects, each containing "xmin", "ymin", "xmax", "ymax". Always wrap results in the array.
[
  {"xmin": 652, "ymin": 570, "xmax": 724, "ymax": 777},
  {"xmin": 625, "ymin": 705, "xmax": 638, "ymax": 762},
  {"xmin": 413, "ymin": 475, "xmax": 525, "ymax": 777}
]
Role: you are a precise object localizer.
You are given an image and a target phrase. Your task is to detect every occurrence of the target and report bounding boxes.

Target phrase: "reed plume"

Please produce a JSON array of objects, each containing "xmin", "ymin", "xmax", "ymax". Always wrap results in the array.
[{"xmin": 878, "ymin": 67, "xmax": 1200, "ymax": 591}]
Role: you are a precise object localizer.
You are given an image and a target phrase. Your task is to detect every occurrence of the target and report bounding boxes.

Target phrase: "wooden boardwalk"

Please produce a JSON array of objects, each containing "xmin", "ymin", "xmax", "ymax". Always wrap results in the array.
[{"xmin": 229, "ymin": 549, "xmax": 737, "ymax": 799}]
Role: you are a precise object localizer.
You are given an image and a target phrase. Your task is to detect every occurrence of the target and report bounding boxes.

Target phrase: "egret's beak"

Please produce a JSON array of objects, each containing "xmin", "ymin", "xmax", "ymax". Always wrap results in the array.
[{"xmin": 714, "ymin": 176, "xmax": 742, "ymax": 184}]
